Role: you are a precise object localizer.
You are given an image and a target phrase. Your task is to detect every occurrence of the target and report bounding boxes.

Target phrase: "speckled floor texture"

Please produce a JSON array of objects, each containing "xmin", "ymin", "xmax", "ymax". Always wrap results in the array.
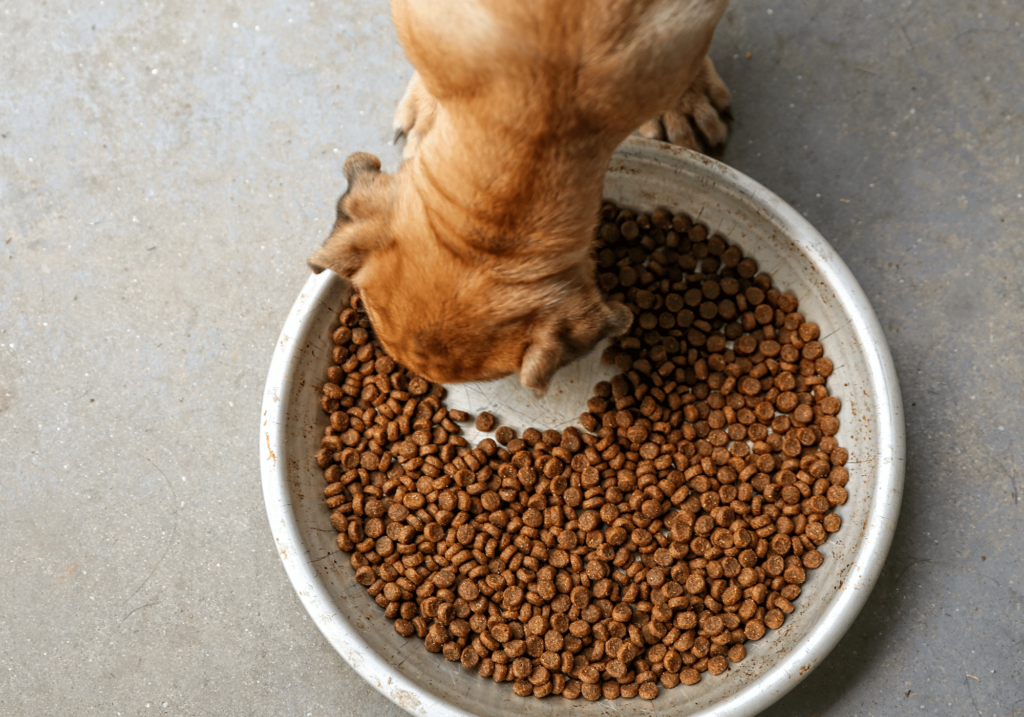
[{"xmin": 2, "ymin": 0, "xmax": 1022, "ymax": 715}]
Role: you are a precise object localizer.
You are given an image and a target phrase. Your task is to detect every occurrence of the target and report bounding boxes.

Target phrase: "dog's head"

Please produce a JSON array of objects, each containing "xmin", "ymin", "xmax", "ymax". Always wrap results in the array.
[{"xmin": 308, "ymin": 153, "xmax": 632, "ymax": 392}]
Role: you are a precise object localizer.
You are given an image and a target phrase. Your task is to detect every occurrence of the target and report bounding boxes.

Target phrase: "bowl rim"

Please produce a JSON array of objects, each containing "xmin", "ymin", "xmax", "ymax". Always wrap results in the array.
[{"xmin": 259, "ymin": 136, "xmax": 905, "ymax": 717}]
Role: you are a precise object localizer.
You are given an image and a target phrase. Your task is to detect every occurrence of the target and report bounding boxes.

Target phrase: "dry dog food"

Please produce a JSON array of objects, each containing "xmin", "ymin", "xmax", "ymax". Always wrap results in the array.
[{"xmin": 314, "ymin": 202, "xmax": 849, "ymax": 701}]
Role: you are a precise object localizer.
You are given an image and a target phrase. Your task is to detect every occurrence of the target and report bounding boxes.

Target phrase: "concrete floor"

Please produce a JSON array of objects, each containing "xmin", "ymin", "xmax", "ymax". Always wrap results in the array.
[{"xmin": 2, "ymin": 0, "xmax": 1022, "ymax": 714}]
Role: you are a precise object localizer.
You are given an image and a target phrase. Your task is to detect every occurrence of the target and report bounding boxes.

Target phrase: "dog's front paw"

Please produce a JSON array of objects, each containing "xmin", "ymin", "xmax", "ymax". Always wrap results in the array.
[
  {"xmin": 392, "ymin": 72, "xmax": 438, "ymax": 159},
  {"xmin": 639, "ymin": 56, "xmax": 732, "ymax": 154}
]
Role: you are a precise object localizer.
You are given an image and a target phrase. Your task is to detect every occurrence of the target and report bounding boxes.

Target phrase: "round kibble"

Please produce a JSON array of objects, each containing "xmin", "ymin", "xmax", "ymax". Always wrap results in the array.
[
  {"xmin": 680, "ymin": 668, "xmax": 701, "ymax": 686},
  {"xmin": 823, "ymin": 513, "xmax": 843, "ymax": 532},
  {"xmin": 765, "ymin": 609, "xmax": 785, "ymax": 630},
  {"xmin": 784, "ymin": 565, "xmax": 806, "ymax": 584},
  {"xmin": 707, "ymin": 656, "xmax": 728, "ymax": 675},
  {"xmin": 638, "ymin": 682, "xmax": 659, "ymax": 700},
  {"xmin": 802, "ymin": 550, "xmax": 824, "ymax": 569},
  {"xmin": 745, "ymin": 620, "xmax": 766, "ymax": 641},
  {"xmin": 512, "ymin": 681, "xmax": 532, "ymax": 697}
]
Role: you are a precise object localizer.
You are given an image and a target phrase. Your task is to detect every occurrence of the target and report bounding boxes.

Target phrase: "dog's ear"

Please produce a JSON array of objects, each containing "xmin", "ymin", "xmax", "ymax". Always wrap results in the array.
[
  {"xmin": 520, "ymin": 300, "xmax": 633, "ymax": 393},
  {"xmin": 308, "ymin": 152, "xmax": 391, "ymax": 278},
  {"xmin": 341, "ymin": 152, "xmax": 383, "ymax": 184},
  {"xmin": 307, "ymin": 233, "xmax": 364, "ymax": 277}
]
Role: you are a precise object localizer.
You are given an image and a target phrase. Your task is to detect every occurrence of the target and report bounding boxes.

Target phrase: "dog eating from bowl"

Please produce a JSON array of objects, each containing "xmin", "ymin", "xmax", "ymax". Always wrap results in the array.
[{"xmin": 309, "ymin": 0, "xmax": 732, "ymax": 393}]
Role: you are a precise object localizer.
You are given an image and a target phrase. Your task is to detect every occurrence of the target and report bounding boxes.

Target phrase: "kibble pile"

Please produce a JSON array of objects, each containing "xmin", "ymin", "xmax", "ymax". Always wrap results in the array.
[{"xmin": 314, "ymin": 203, "xmax": 850, "ymax": 701}]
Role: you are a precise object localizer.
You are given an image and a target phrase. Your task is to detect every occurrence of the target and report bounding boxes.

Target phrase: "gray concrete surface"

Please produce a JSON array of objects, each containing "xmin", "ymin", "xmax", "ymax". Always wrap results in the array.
[{"xmin": 1, "ymin": 0, "xmax": 1021, "ymax": 714}]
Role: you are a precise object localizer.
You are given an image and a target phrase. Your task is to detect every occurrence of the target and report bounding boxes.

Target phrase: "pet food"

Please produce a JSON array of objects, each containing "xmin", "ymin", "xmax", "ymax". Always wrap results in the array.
[{"xmin": 314, "ymin": 203, "xmax": 849, "ymax": 700}]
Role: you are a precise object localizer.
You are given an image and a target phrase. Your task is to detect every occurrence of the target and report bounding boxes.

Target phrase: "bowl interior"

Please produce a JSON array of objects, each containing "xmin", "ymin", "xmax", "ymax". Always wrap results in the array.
[{"xmin": 261, "ymin": 138, "xmax": 903, "ymax": 717}]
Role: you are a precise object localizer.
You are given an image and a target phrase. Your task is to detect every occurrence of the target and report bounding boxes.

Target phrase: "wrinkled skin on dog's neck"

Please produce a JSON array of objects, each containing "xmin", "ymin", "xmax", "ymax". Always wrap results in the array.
[{"xmin": 409, "ymin": 95, "xmax": 617, "ymax": 280}]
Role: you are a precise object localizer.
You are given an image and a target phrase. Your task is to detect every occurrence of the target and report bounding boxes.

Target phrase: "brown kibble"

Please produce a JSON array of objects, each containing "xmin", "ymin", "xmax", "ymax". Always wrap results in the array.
[
  {"xmin": 805, "ymin": 521, "xmax": 827, "ymax": 545},
  {"xmin": 745, "ymin": 620, "xmax": 766, "ymax": 640},
  {"xmin": 707, "ymin": 655, "xmax": 728, "ymax": 675},
  {"xmin": 511, "ymin": 656, "xmax": 532, "ymax": 679},
  {"xmin": 570, "ymin": 586, "xmax": 592, "ymax": 608},
  {"xmin": 798, "ymin": 322, "xmax": 820, "ymax": 341},
  {"xmin": 728, "ymin": 644, "xmax": 746, "ymax": 663},
  {"xmin": 679, "ymin": 668, "xmax": 701, "ymax": 685},
  {"xmin": 513, "ymin": 681, "xmax": 533, "ymax": 697},
  {"xmin": 802, "ymin": 550, "xmax": 824, "ymax": 569},
  {"xmin": 475, "ymin": 412, "xmax": 496, "ymax": 432},
  {"xmin": 618, "ymin": 641, "xmax": 640, "ymax": 663},
  {"xmin": 663, "ymin": 649, "xmax": 683, "ymax": 673},
  {"xmin": 619, "ymin": 266, "xmax": 638, "ymax": 287},
  {"xmin": 492, "ymin": 622, "xmax": 512, "ymax": 642},
  {"xmin": 619, "ymin": 682, "xmax": 639, "ymax": 698},
  {"xmin": 784, "ymin": 565, "xmax": 807, "ymax": 584},
  {"xmin": 827, "ymin": 485, "xmax": 848, "ymax": 505},
  {"xmin": 562, "ymin": 680, "xmax": 582, "ymax": 700},
  {"xmin": 638, "ymin": 682, "xmax": 659, "ymax": 700},
  {"xmin": 685, "ymin": 573, "xmax": 706, "ymax": 595},
  {"xmin": 621, "ymin": 220, "xmax": 640, "ymax": 240},
  {"xmin": 461, "ymin": 647, "xmax": 480, "ymax": 669}
]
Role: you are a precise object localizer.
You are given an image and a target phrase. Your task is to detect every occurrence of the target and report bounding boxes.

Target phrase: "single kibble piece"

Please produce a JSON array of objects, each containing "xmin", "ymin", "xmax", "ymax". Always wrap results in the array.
[
  {"xmin": 475, "ymin": 412, "xmax": 496, "ymax": 432},
  {"xmin": 638, "ymin": 682, "xmax": 659, "ymax": 700}
]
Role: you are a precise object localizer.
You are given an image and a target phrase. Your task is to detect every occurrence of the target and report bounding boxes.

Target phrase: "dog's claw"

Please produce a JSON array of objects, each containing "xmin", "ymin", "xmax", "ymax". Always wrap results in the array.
[{"xmin": 392, "ymin": 72, "xmax": 437, "ymax": 158}]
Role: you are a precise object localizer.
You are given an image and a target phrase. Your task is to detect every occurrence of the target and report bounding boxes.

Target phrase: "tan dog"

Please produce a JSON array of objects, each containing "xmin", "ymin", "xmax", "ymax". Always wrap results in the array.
[{"xmin": 309, "ymin": 0, "xmax": 732, "ymax": 392}]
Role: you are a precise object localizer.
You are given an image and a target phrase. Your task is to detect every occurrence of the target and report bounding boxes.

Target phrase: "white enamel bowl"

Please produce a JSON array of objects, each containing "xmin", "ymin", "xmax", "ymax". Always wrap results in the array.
[{"xmin": 259, "ymin": 136, "xmax": 905, "ymax": 717}]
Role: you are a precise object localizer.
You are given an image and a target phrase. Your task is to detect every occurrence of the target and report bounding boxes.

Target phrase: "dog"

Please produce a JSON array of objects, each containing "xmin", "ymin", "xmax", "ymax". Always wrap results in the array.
[{"xmin": 308, "ymin": 0, "xmax": 732, "ymax": 392}]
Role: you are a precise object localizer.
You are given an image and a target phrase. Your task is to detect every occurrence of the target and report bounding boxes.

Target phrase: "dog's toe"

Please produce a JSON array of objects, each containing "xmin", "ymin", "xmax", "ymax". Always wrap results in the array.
[
  {"xmin": 690, "ymin": 92, "xmax": 729, "ymax": 148},
  {"xmin": 637, "ymin": 118, "xmax": 667, "ymax": 142},
  {"xmin": 645, "ymin": 56, "xmax": 732, "ymax": 155},
  {"xmin": 662, "ymin": 110, "xmax": 701, "ymax": 151}
]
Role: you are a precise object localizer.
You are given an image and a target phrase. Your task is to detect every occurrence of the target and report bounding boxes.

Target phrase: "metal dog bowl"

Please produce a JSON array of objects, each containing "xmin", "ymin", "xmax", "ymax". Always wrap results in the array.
[{"xmin": 259, "ymin": 136, "xmax": 904, "ymax": 716}]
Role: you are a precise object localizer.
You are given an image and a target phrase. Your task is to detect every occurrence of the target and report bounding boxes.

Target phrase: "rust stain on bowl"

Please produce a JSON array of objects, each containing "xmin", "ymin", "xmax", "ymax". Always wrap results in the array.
[{"xmin": 265, "ymin": 432, "xmax": 276, "ymax": 465}]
